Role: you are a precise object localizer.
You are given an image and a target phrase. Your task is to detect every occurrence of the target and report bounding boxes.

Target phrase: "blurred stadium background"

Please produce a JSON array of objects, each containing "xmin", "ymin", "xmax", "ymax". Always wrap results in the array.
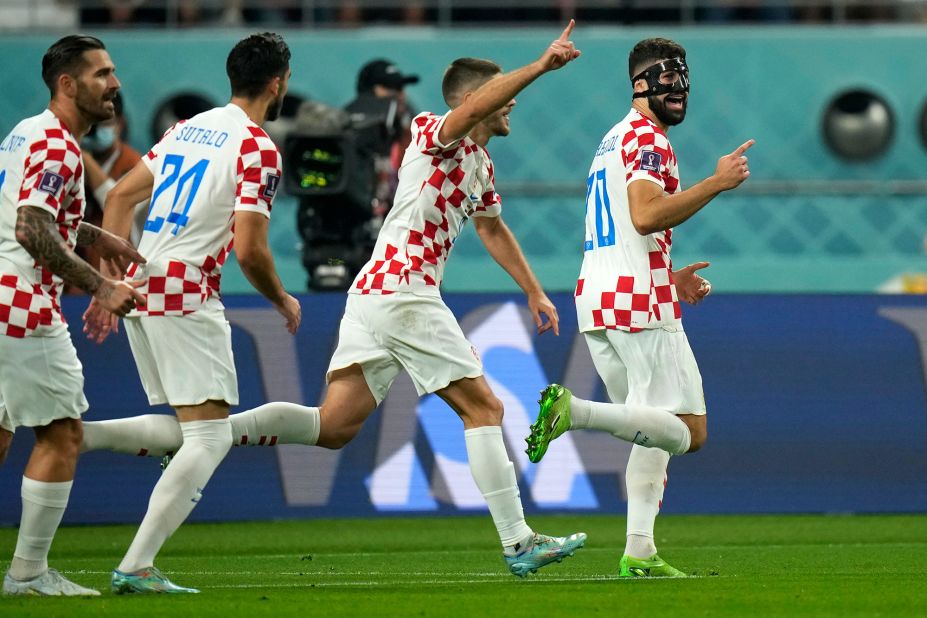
[{"xmin": 1, "ymin": 1, "xmax": 926, "ymax": 530}]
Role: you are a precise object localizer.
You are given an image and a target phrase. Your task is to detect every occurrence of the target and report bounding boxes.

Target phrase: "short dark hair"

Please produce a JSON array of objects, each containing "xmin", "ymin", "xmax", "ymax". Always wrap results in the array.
[
  {"xmin": 628, "ymin": 38, "xmax": 686, "ymax": 80},
  {"xmin": 442, "ymin": 58, "xmax": 502, "ymax": 107},
  {"xmin": 226, "ymin": 32, "xmax": 291, "ymax": 98},
  {"xmin": 42, "ymin": 35, "xmax": 106, "ymax": 96}
]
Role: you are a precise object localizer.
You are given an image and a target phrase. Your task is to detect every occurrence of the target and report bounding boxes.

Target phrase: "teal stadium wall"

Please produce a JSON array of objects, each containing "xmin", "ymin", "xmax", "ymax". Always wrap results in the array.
[{"xmin": 2, "ymin": 27, "xmax": 925, "ymax": 293}]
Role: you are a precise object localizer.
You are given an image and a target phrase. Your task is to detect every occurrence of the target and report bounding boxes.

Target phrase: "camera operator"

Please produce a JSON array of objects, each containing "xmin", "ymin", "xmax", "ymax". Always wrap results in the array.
[
  {"xmin": 289, "ymin": 59, "xmax": 418, "ymax": 290},
  {"xmin": 346, "ymin": 59, "xmax": 419, "ymax": 230}
]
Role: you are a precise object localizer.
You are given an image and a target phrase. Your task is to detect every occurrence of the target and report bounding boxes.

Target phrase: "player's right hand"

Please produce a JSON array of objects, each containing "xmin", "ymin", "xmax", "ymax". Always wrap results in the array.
[
  {"xmin": 276, "ymin": 293, "xmax": 301, "ymax": 335},
  {"xmin": 82, "ymin": 297, "xmax": 118, "ymax": 344},
  {"xmin": 538, "ymin": 19, "xmax": 581, "ymax": 72},
  {"xmin": 94, "ymin": 278, "xmax": 146, "ymax": 317},
  {"xmin": 713, "ymin": 139, "xmax": 755, "ymax": 191}
]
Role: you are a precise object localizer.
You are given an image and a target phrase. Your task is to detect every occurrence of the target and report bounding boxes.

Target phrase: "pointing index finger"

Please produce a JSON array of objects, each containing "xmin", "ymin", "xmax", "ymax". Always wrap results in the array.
[
  {"xmin": 558, "ymin": 19, "xmax": 575, "ymax": 41},
  {"xmin": 733, "ymin": 139, "xmax": 755, "ymax": 156}
]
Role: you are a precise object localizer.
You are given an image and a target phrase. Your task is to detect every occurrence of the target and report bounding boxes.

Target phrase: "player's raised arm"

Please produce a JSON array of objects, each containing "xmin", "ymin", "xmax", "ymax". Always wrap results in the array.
[
  {"xmin": 438, "ymin": 20, "xmax": 581, "ymax": 146},
  {"xmin": 628, "ymin": 139, "xmax": 755, "ymax": 235}
]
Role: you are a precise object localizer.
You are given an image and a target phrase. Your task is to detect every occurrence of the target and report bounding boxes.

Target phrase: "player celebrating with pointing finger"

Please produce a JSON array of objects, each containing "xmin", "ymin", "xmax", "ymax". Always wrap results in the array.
[{"xmin": 526, "ymin": 37, "xmax": 753, "ymax": 578}]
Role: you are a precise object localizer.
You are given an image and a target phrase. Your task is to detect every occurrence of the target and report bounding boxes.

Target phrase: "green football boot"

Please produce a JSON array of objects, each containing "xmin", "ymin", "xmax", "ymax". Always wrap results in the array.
[
  {"xmin": 525, "ymin": 384, "xmax": 573, "ymax": 463},
  {"xmin": 111, "ymin": 566, "xmax": 199, "ymax": 594},
  {"xmin": 618, "ymin": 554, "xmax": 687, "ymax": 578}
]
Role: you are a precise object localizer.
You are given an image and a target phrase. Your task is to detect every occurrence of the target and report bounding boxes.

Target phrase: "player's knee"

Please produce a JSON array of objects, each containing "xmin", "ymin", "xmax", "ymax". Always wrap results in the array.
[
  {"xmin": 61, "ymin": 420, "xmax": 84, "ymax": 459},
  {"xmin": 686, "ymin": 425, "xmax": 707, "ymax": 453},
  {"xmin": 33, "ymin": 418, "xmax": 83, "ymax": 466},
  {"xmin": 317, "ymin": 421, "xmax": 360, "ymax": 450},
  {"xmin": 468, "ymin": 394, "xmax": 504, "ymax": 427}
]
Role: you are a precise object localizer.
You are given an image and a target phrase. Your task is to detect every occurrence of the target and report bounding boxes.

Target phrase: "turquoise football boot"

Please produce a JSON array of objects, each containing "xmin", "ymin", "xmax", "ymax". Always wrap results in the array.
[
  {"xmin": 111, "ymin": 566, "xmax": 199, "ymax": 594},
  {"xmin": 505, "ymin": 532, "xmax": 587, "ymax": 577}
]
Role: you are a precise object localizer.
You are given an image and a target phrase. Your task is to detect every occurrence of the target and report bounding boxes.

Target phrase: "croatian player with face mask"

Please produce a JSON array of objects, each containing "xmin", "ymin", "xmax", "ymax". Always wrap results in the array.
[{"xmin": 525, "ymin": 37, "xmax": 754, "ymax": 577}]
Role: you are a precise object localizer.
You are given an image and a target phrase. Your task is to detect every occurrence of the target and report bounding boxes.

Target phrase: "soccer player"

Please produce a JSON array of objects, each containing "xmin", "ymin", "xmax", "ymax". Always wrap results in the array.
[
  {"xmin": 86, "ymin": 32, "xmax": 301, "ymax": 594},
  {"xmin": 84, "ymin": 21, "xmax": 588, "ymax": 578},
  {"xmin": 525, "ymin": 37, "xmax": 753, "ymax": 577},
  {"xmin": 0, "ymin": 34, "xmax": 145, "ymax": 596}
]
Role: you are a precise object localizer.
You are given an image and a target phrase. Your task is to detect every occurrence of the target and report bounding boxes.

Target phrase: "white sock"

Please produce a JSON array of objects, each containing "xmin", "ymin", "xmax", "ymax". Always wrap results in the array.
[
  {"xmin": 229, "ymin": 402, "xmax": 320, "ymax": 447},
  {"xmin": 117, "ymin": 419, "xmax": 232, "ymax": 573},
  {"xmin": 569, "ymin": 395, "xmax": 690, "ymax": 455},
  {"xmin": 9, "ymin": 478, "xmax": 72, "ymax": 581},
  {"xmin": 82, "ymin": 415, "xmax": 183, "ymax": 457},
  {"xmin": 624, "ymin": 444, "xmax": 670, "ymax": 559},
  {"xmin": 464, "ymin": 426, "xmax": 534, "ymax": 554}
]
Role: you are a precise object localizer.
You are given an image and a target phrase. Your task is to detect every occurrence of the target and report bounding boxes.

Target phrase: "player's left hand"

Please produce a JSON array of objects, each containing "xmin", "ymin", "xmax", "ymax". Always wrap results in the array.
[
  {"xmin": 94, "ymin": 229, "xmax": 146, "ymax": 275},
  {"xmin": 528, "ymin": 291, "xmax": 560, "ymax": 336},
  {"xmin": 674, "ymin": 261, "xmax": 712, "ymax": 305},
  {"xmin": 275, "ymin": 293, "xmax": 302, "ymax": 335},
  {"xmin": 82, "ymin": 297, "xmax": 120, "ymax": 344},
  {"xmin": 538, "ymin": 19, "xmax": 581, "ymax": 72}
]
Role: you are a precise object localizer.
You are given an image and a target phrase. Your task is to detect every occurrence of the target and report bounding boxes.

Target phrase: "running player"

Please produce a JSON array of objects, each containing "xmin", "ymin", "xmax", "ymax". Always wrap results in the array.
[
  {"xmin": 525, "ymin": 37, "xmax": 753, "ymax": 577},
  {"xmin": 0, "ymin": 35, "xmax": 144, "ymax": 596},
  {"xmin": 83, "ymin": 21, "xmax": 588, "ymax": 578},
  {"xmin": 87, "ymin": 32, "xmax": 300, "ymax": 594}
]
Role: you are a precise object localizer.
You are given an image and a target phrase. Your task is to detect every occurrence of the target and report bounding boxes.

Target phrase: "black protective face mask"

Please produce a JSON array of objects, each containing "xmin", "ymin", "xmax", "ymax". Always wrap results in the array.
[{"xmin": 631, "ymin": 58, "xmax": 690, "ymax": 99}]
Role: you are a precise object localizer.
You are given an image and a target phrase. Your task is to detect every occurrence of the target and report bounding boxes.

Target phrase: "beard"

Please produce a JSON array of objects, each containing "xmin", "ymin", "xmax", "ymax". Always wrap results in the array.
[
  {"xmin": 76, "ymin": 84, "xmax": 117, "ymax": 124},
  {"xmin": 648, "ymin": 94, "xmax": 687, "ymax": 126},
  {"xmin": 265, "ymin": 93, "xmax": 285, "ymax": 122}
]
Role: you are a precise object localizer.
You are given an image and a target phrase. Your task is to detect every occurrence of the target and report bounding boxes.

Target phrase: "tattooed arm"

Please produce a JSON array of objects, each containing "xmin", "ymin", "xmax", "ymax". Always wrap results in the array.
[
  {"xmin": 17, "ymin": 206, "xmax": 105, "ymax": 294},
  {"xmin": 15, "ymin": 206, "xmax": 144, "ymax": 315},
  {"xmin": 76, "ymin": 221, "xmax": 102, "ymax": 247},
  {"xmin": 76, "ymin": 220, "xmax": 146, "ymax": 273}
]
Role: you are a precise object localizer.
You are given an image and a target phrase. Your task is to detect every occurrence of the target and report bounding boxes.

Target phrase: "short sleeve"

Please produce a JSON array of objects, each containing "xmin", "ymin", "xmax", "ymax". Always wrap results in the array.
[
  {"xmin": 235, "ymin": 126, "xmax": 281, "ymax": 218},
  {"xmin": 471, "ymin": 156, "xmax": 502, "ymax": 219},
  {"xmin": 411, "ymin": 111, "xmax": 459, "ymax": 155},
  {"xmin": 143, "ymin": 121, "xmax": 184, "ymax": 176},
  {"xmin": 17, "ymin": 128, "xmax": 82, "ymax": 218},
  {"xmin": 623, "ymin": 125, "xmax": 672, "ymax": 191}
]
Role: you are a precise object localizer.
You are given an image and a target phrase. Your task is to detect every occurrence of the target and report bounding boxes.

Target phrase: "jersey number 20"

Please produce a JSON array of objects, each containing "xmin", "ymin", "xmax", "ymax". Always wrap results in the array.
[{"xmin": 586, "ymin": 169, "xmax": 615, "ymax": 250}]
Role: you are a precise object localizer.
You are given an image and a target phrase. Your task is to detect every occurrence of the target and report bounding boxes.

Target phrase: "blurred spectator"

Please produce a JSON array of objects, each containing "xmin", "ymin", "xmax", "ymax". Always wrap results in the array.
[
  {"xmin": 337, "ymin": 1, "xmax": 426, "ymax": 26},
  {"xmin": 701, "ymin": 0, "xmax": 792, "ymax": 22},
  {"xmin": 74, "ymin": 92, "xmax": 144, "ymax": 292},
  {"xmin": 0, "ymin": 0, "xmax": 78, "ymax": 30}
]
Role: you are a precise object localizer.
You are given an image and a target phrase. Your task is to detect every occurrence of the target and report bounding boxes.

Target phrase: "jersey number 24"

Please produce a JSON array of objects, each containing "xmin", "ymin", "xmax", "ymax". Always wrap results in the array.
[{"xmin": 145, "ymin": 154, "xmax": 210, "ymax": 235}]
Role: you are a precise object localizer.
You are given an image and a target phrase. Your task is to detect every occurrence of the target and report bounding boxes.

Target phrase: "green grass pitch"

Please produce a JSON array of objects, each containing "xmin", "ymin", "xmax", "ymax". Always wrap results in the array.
[{"xmin": 1, "ymin": 514, "xmax": 926, "ymax": 616}]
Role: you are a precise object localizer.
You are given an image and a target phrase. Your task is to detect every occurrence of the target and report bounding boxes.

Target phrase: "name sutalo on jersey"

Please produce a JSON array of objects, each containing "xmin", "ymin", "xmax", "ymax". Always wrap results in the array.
[{"xmin": 174, "ymin": 125, "xmax": 229, "ymax": 149}]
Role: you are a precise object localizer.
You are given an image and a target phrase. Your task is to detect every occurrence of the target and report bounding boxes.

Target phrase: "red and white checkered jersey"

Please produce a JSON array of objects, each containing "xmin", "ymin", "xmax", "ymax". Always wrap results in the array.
[
  {"xmin": 350, "ymin": 111, "xmax": 502, "ymax": 296},
  {"xmin": 128, "ymin": 103, "xmax": 281, "ymax": 316},
  {"xmin": 575, "ymin": 109, "xmax": 682, "ymax": 333},
  {"xmin": 0, "ymin": 109, "xmax": 84, "ymax": 338}
]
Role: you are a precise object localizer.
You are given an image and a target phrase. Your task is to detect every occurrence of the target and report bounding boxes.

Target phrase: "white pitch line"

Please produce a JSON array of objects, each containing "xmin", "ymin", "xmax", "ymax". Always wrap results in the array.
[
  {"xmin": 208, "ymin": 575, "xmax": 627, "ymax": 589},
  {"xmin": 59, "ymin": 570, "xmax": 722, "ymax": 585}
]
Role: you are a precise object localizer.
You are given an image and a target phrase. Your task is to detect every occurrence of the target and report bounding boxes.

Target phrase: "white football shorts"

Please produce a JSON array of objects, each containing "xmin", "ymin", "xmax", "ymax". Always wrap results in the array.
[
  {"xmin": 327, "ymin": 293, "xmax": 483, "ymax": 404},
  {"xmin": 584, "ymin": 325, "xmax": 706, "ymax": 415},
  {"xmin": 124, "ymin": 297, "xmax": 238, "ymax": 407},
  {"xmin": 0, "ymin": 324, "xmax": 88, "ymax": 431}
]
